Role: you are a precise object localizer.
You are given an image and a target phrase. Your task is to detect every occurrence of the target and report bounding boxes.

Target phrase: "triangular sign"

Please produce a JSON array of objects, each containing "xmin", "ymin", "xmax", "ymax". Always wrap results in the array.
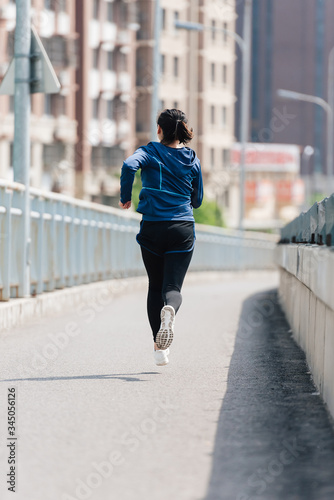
[
  {"xmin": 0, "ymin": 59, "xmax": 15, "ymax": 95},
  {"xmin": 0, "ymin": 25, "xmax": 61, "ymax": 95}
]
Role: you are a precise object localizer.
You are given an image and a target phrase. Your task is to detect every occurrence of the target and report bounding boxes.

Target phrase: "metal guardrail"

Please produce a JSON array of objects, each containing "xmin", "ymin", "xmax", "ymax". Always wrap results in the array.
[
  {"xmin": 0, "ymin": 180, "xmax": 277, "ymax": 301},
  {"xmin": 280, "ymin": 193, "xmax": 334, "ymax": 246}
]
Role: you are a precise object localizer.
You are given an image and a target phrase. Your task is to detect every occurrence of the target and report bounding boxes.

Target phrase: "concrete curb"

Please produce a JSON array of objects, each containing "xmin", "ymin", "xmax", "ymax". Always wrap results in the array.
[{"xmin": 0, "ymin": 276, "xmax": 148, "ymax": 333}]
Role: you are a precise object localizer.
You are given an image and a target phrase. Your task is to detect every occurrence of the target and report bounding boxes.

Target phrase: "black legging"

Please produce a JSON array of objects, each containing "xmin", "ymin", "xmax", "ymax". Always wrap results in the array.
[{"xmin": 140, "ymin": 247, "xmax": 194, "ymax": 341}]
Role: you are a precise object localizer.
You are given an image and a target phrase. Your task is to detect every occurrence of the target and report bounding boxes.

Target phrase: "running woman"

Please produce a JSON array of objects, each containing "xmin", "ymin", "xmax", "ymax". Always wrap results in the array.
[{"xmin": 119, "ymin": 109, "xmax": 203, "ymax": 366}]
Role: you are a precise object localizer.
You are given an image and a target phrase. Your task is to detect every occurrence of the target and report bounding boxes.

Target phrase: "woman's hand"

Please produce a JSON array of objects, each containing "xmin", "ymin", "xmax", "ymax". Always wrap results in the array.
[{"xmin": 119, "ymin": 201, "xmax": 132, "ymax": 209}]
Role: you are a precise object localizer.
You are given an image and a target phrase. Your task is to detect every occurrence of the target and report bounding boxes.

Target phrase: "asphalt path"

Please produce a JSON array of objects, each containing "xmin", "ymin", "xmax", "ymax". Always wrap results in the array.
[{"xmin": 0, "ymin": 271, "xmax": 334, "ymax": 500}]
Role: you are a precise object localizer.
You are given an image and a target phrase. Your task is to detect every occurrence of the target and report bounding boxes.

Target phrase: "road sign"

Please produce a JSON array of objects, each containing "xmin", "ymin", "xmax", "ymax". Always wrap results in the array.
[{"xmin": 0, "ymin": 25, "xmax": 61, "ymax": 95}]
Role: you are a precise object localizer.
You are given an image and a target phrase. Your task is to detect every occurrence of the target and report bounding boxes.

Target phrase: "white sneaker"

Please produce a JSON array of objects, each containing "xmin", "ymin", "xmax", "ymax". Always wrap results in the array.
[
  {"xmin": 156, "ymin": 305, "xmax": 175, "ymax": 350},
  {"xmin": 154, "ymin": 349, "xmax": 169, "ymax": 366}
]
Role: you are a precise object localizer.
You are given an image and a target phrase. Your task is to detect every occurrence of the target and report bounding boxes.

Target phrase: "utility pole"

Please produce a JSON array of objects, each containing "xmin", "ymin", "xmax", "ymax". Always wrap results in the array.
[
  {"xmin": 151, "ymin": 0, "xmax": 161, "ymax": 140},
  {"xmin": 238, "ymin": 0, "xmax": 252, "ymax": 231},
  {"xmin": 14, "ymin": 0, "xmax": 32, "ymax": 297}
]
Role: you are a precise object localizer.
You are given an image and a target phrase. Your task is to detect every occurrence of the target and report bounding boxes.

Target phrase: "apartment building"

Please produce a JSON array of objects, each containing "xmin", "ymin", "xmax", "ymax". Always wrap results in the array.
[
  {"xmin": 0, "ymin": 0, "xmax": 77, "ymax": 194},
  {"xmin": 75, "ymin": 0, "xmax": 137, "ymax": 201},
  {"xmin": 196, "ymin": 0, "xmax": 237, "ymax": 223},
  {"xmin": 135, "ymin": 0, "xmax": 236, "ymax": 205},
  {"xmin": 0, "ymin": 0, "xmax": 137, "ymax": 201}
]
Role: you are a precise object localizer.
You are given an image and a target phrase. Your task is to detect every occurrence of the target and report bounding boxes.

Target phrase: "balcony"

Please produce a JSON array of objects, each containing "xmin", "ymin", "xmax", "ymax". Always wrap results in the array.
[
  {"xmin": 102, "ymin": 70, "xmax": 117, "ymax": 94},
  {"xmin": 102, "ymin": 22, "xmax": 117, "ymax": 46},
  {"xmin": 117, "ymin": 72, "xmax": 131, "ymax": 93},
  {"xmin": 89, "ymin": 69, "xmax": 100, "ymax": 99}
]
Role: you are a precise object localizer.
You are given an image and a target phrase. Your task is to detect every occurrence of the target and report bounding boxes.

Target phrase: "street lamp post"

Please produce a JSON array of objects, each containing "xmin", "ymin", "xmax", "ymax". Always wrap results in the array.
[
  {"xmin": 277, "ymin": 89, "xmax": 333, "ymax": 194},
  {"xmin": 175, "ymin": 0, "xmax": 253, "ymax": 230},
  {"xmin": 302, "ymin": 145, "xmax": 315, "ymax": 209}
]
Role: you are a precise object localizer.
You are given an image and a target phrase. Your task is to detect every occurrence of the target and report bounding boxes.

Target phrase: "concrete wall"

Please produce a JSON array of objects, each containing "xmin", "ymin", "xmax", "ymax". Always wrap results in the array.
[{"xmin": 276, "ymin": 244, "xmax": 334, "ymax": 418}]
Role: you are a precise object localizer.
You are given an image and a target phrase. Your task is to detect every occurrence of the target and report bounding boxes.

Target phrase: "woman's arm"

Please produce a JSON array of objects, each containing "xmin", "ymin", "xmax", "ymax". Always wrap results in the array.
[
  {"xmin": 120, "ymin": 148, "xmax": 149, "ymax": 207},
  {"xmin": 191, "ymin": 162, "xmax": 204, "ymax": 209}
]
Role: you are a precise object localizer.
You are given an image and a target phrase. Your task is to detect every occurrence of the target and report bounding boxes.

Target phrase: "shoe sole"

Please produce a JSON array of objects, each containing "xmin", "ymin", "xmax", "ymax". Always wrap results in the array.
[
  {"xmin": 156, "ymin": 305, "xmax": 175, "ymax": 350},
  {"xmin": 155, "ymin": 359, "xmax": 169, "ymax": 366}
]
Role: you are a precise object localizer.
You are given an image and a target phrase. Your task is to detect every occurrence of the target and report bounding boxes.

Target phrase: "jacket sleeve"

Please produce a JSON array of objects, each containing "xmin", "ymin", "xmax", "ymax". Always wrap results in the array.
[
  {"xmin": 120, "ymin": 148, "xmax": 149, "ymax": 204},
  {"xmin": 191, "ymin": 162, "xmax": 204, "ymax": 209}
]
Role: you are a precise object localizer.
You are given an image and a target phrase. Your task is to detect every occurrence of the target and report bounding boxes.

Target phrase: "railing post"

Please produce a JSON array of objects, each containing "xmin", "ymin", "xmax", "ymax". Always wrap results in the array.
[
  {"xmin": 58, "ymin": 201, "xmax": 66, "ymax": 288},
  {"xmin": 46, "ymin": 199, "xmax": 56, "ymax": 292},
  {"xmin": 36, "ymin": 198, "xmax": 44, "ymax": 295},
  {"xmin": 2, "ymin": 190, "xmax": 13, "ymax": 301}
]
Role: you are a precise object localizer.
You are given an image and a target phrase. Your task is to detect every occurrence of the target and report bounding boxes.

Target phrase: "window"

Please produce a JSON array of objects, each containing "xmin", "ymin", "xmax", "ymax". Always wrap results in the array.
[
  {"xmin": 223, "ymin": 22, "xmax": 228, "ymax": 43},
  {"xmin": 43, "ymin": 144, "xmax": 66, "ymax": 171},
  {"xmin": 107, "ymin": 3, "xmax": 113, "ymax": 22},
  {"xmin": 119, "ymin": 3, "xmax": 127, "ymax": 28},
  {"xmin": 9, "ymin": 143, "xmax": 13, "ymax": 167},
  {"xmin": 58, "ymin": 0, "xmax": 66, "ymax": 11},
  {"xmin": 222, "ymin": 106, "xmax": 227, "ymax": 127},
  {"xmin": 160, "ymin": 100, "xmax": 165, "ymax": 111},
  {"xmin": 210, "ymin": 148, "xmax": 215, "ymax": 168},
  {"xmin": 9, "ymin": 96, "xmax": 14, "ymax": 113},
  {"xmin": 173, "ymin": 56, "xmax": 179, "ymax": 77},
  {"xmin": 93, "ymin": 48, "xmax": 99, "ymax": 69},
  {"xmin": 223, "ymin": 64, "xmax": 227, "ymax": 85},
  {"xmin": 93, "ymin": 0, "xmax": 99, "ymax": 19},
  {"xmin": 223, "ymin": 148, "xmax": 230, "ymax": 166},
  {"xmin": 211, "ymin": 20, "xmax": 216, "ymax": 41},
  {"xmin": 211, "ymin": 63, "xmax": 215, "ymax": 83},
  {"xmin": 92, "ymin": 98, "xmax": 99, "ymax": 119},
  {"xmin": 173, "ymin": 101, "xmax": 178, "ymax": 109},
  {"xmin": 53, "ymin": 94, "xmax": 66, "ymax": 117},
  {"xmin": 42, "ymin": 36, "xmax": 67, "ymax": 68},
  {"xmin": 107, "ymin": 51, "xmax": 113, "ymax": 71},
  {"xmin": 210, "ymin": 105, "xmax": 215, "ymax": 125},
  {"xmin": 119, "ymin": 53, "xmax": 127, "ymax": 71},
  {"xmin": 161, "ymin": 54, "xmax": 165, "ymax": 74},
  {"xmin": 162, "ymin": 9, "xmax": 166, "ymax": 30},
  {"xmin": 107, "ymin": 100, "xmax": 114, "ymax": 120},
  {"xmin": 44, "ymin": 95, "xmax": 52, "ymax": 115},
  {"xmin": 174, "ymin": 11, "xmax": 179, "ymax": 30}
]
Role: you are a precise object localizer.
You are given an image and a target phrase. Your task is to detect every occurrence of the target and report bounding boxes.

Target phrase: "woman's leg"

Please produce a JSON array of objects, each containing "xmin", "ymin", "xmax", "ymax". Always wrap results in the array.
[
  {"xmin": 162, "ymin": 250, "xmax": 194, "ymax": 313},
  {"xmin": 140, "ymin": 247, "xmax": 164, "ymax": 341}
]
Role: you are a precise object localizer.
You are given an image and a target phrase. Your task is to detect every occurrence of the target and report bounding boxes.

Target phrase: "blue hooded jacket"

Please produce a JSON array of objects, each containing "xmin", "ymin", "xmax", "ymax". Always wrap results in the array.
[{"xmin": 120, "ymin": 142, "xmax": 203, "ymax": 221}]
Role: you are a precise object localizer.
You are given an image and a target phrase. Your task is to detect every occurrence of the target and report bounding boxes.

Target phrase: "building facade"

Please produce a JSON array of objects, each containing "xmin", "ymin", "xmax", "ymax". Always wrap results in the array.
[
  {"xmin": 75, "ymin": 0, "xmax": 137, "ymax": 202},
  {"xmin": 235, "ymin": 0, "xmax": 334, "ymax": 195},
  {"xmin": 0, "ymin": 0, "xmax": 77, "ymax": 194}
]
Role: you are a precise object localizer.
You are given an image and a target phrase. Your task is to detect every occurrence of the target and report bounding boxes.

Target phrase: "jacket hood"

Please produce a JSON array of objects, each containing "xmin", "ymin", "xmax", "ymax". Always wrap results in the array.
[{"xmin": 145, "ymin": 141, "xmax": 198, "ymax": 167}]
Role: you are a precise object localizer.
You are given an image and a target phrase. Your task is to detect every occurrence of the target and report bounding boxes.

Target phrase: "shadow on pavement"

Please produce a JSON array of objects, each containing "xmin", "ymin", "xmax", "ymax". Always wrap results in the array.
[
  {"xmin": 0, "ymin": 372, "xmax": 160, "ymax": 383},
  {"xmin": 204, "ymin": 289, "xmax": 334, "ymax": 500}
]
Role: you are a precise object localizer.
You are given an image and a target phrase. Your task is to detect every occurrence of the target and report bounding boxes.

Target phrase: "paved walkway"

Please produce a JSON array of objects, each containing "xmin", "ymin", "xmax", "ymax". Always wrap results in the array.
[{"xmin": 0, "ymin": 271, "xmax": 334, "ymax": 500}]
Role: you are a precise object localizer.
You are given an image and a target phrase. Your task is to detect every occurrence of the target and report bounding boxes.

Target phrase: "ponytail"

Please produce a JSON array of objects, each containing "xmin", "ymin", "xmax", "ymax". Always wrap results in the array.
[{"xmin": 157, "ymin": 108, "xmax": 194, "ymax": 145}]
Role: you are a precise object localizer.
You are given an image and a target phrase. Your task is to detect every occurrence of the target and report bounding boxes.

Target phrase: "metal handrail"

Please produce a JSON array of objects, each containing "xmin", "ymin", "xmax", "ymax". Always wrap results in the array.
[{"xmin": 0, "ymin": 181, "xmax": 277, "ymax": 301}]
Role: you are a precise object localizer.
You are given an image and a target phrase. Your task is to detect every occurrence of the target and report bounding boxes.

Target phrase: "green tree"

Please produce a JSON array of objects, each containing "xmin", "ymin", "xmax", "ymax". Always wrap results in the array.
[
  {"xmin": 193, "ymin": 197, "xmax": 225, "ymax": 227},
  {"xmin": 131, "ymin": 171, "xmax": 142, "ymax": 210}
]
